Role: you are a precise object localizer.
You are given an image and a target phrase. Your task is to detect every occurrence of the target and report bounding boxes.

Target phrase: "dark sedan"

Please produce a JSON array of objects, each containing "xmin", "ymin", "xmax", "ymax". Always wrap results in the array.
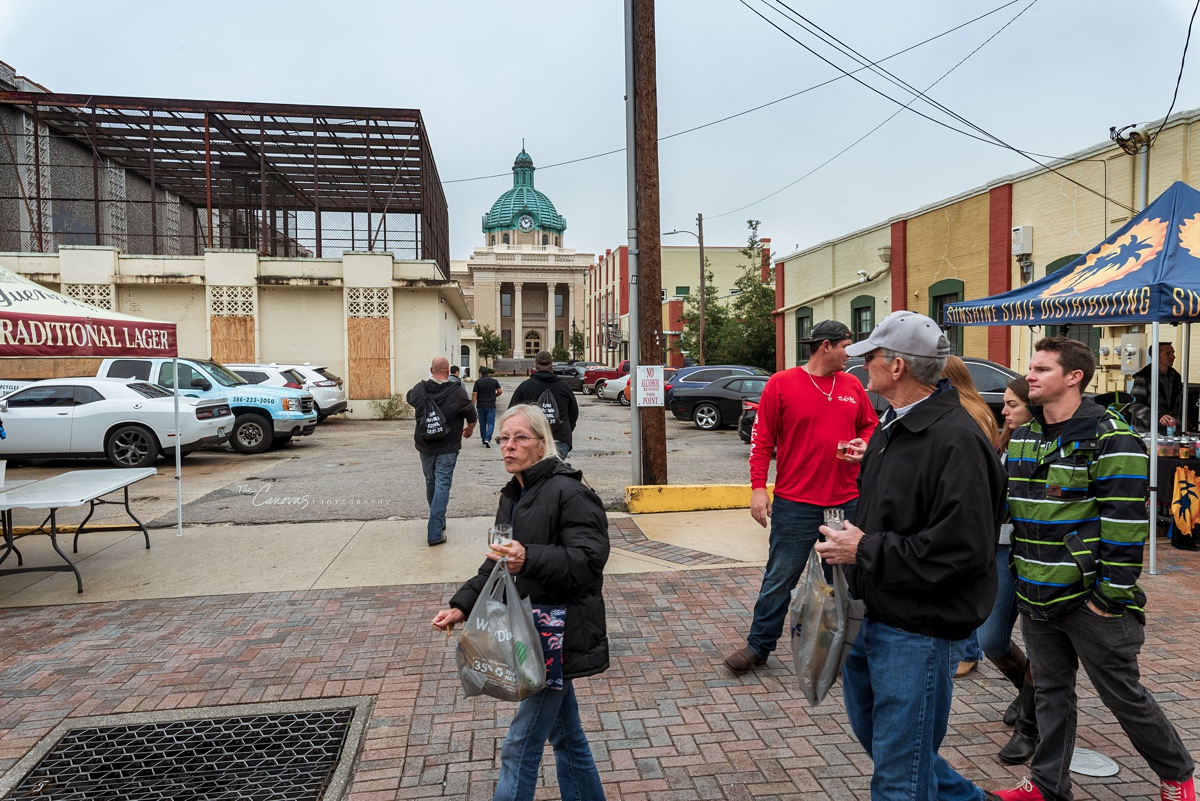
[
  {"xmin": 670, "ymin": 374, "xmax": 770, "ymax": 430},
  {"xmin": 845, "ymin": 355, "xmax": 1020, "ymax": 422},
  {"xmin": 737, "ymin": 398, "xmax": 759, "ymax": 443}
]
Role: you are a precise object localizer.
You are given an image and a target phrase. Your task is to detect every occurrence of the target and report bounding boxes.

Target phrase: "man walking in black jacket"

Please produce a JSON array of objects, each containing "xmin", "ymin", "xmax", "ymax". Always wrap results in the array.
[
  {"xmin": 406, "ymin": 356, "xmax": 476, "ymax": 547},
  {"xmin": 509, "ymin": 351, "xmax": 579, "ymax": 459},
  {"xmin": 815, "ymin": 311, "xmax": 1006, "ymax": 801}
]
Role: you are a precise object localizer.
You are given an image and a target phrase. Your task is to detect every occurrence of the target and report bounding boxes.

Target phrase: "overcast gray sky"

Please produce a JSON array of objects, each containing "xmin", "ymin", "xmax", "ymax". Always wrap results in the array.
[{"xmin": 2, "ymin": 0, "xmax": 1198, "ymax": 262}]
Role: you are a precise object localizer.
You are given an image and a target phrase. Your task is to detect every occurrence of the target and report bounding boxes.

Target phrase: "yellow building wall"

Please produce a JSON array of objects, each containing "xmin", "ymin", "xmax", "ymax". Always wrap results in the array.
[
  {"xmin": 258, "ymin": 286, "xmax": 346, "ymax": 377},
  {"xmin": 781, "ymin": 227, "xmax": 890, "ymax": 366},
  {"xmin": 905, "ymin": 194, "xmax": 991, "ymax": 358}
]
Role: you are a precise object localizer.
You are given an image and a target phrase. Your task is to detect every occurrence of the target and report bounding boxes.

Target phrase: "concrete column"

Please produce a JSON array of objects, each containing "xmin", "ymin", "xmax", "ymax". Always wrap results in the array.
[
  {"xmin": 495, "ymin": 281, "xmax": 503, "ymax": 337},
  {"xmin": 513, "ymin": 280, "xmax": 523, "ymax": 357},
  {"xmin": 568, "ymin": 280, "xmax": 576, "ymax": 353},
  {"xmin": 547, "ymin": 281, "xmax": 555, "ymax": 351}
]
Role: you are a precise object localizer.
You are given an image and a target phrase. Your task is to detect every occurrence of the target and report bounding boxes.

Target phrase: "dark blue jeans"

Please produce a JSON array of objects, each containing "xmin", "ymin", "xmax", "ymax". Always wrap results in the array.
[
  {"xmin": 478, "ymin": 406, "xmax": 497, "ymax": 443},
  {"xmin": 746, "ymin": 496, "xmax": 857, "ymax": 658},
  {"xmin": 494, "ymin": 680, "xmax": 605, "ymax": 801},
  {"xmin": 419, "ymin": 451, "xmax": 458, "ymax": 544},
  {"xmin": 842, "ymin": 619, "xmax": 983, "ymax": 801}
]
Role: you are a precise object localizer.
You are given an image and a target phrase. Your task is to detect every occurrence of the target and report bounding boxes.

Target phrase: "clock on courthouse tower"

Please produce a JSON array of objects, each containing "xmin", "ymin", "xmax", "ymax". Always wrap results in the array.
[{"xmin": 518, "ymin": 214, "xmax": 534, "ymax": 233}]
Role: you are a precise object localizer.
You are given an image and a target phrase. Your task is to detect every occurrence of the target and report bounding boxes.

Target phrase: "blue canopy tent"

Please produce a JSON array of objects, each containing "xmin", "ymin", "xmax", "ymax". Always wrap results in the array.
[{"xmin": 945, "ymin": 180, "xmax": 1200, "ymax": 572}]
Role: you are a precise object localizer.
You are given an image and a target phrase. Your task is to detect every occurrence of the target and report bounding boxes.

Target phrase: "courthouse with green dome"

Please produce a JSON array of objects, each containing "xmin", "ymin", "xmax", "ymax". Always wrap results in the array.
[{"xmin": 454, "ymin": 148, "xmax": 593, "ymax": 359}]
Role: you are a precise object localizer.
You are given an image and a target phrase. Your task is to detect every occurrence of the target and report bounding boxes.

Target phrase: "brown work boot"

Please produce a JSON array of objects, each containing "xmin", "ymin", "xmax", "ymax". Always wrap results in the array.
[{"xmin": 723, "ymin": 646, "xmax": 767, "ymax": 675}]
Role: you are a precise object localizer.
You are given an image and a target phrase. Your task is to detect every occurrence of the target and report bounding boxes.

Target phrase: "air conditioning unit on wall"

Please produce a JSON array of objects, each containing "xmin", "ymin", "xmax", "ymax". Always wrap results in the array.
[{"xmin": 1011, "ymin": 225, "xmax": 1033, "ymax": 257}]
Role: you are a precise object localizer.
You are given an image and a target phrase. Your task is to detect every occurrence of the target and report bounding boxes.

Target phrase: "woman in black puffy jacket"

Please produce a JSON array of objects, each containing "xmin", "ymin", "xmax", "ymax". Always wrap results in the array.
[{"xmin": 432, "ymin": 403, "xmax": 610, "ymax": 801}]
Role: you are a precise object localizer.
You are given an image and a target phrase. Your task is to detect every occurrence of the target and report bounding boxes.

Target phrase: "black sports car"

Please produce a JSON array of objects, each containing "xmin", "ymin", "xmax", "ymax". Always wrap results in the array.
[{"xmin": 669, "ymin": 374, "xmax": 770, "ymax": 430}]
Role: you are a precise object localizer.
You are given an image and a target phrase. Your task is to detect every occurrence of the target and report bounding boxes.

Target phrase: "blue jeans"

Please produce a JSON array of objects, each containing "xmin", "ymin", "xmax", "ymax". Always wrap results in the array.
[
  {"xmin": 494, "ymin": 680, "xmax": 605, "ymax": 801},
  {"xmin": 976, "ymin": 543, "xmax": 1019, "ymax": 660},
  {"xmin": 961, "ymin": 631, "xmax": 984, "ymax": 663},
  {"xmin": 478, "ymin": 406, "xmax": 497, "ymax": 443},
  {"xmin": 746, "ymin": 496, "xmax": 857, "ymax": 658},
  {"xmin": 555, "ymin": 441, "xmax": 571, "ymax": 460},
  {"xmin": 419, "ymin": 451, "xmax": 458, "ymax": 544},
  {"xmin": 842, "ymin": 619, "xmax": 984, "ymax": 801}
]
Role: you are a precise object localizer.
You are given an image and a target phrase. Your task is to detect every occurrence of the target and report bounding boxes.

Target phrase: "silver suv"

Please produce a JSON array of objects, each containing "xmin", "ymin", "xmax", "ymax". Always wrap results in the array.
[{"xmin": 228, "ymin": 363, "xmax": 348, "ymax": 421}]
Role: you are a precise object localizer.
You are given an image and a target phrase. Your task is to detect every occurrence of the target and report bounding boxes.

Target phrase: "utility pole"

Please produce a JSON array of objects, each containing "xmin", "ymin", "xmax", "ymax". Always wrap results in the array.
[
  {"xmin": 697, "ymin": 212, "xmax": 706, "ymax": 366},
  {"xmin": 625, "ymin": 0, "xmax": 667, "ymax": 486}
]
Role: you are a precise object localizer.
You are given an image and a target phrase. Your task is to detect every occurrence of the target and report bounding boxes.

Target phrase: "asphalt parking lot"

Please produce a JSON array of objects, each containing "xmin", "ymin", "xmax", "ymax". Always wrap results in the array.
[{"xmin": 6, "ymin": 375, "xmax": 773, "ymax": 530}]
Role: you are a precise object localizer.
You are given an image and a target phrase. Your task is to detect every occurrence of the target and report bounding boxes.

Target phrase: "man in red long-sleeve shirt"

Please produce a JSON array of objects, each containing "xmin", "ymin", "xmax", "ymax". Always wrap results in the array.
[{"xmin": 723, "ymin": 319, "xmax": 878, "ymax": 675}]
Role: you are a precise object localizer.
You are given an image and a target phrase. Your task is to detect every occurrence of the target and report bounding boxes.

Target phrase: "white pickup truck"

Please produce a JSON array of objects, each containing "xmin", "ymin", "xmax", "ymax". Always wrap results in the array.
[{"xmin": 96, "ymin": 357, "xmax": 318, "ymax": 453}]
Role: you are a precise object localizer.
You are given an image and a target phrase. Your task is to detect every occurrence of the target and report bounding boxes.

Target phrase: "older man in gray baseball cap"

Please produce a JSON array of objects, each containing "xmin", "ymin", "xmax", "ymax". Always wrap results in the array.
[{"xmin": 814, "ymin": 310, "xmax": 1006, "ymax": 801}]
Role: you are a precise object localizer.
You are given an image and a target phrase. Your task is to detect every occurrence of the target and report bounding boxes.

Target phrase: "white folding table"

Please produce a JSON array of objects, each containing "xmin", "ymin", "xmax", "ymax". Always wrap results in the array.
[{"xmin": 0, "ymin": 468, "xmax": 157, "ymax": 593}]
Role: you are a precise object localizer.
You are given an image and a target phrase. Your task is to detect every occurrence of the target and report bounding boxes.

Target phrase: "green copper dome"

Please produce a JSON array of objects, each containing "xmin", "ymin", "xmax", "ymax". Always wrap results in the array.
[{"xmin": 482, "ymin": 149, "xmax": 567, "ymax": 235}]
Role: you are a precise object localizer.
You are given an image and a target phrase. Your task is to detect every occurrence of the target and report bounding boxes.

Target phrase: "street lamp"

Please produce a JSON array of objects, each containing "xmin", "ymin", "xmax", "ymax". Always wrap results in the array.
[{"xmin": 663, "ymin": 212, "xmax": 706, "ymax": 365}]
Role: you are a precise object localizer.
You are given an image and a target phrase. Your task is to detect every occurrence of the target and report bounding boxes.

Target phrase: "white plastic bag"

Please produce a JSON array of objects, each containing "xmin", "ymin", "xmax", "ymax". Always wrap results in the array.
[
  {"xmin": 790, "ymin": 550, "xmax": 865, "ymax": 705},
  {"xmin": 456, "ymin": 559, "xmax": 546, "ymax": 701}
]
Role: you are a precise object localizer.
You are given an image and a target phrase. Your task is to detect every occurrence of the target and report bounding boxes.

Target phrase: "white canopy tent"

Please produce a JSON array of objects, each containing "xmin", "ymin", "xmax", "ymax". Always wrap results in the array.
[{"xmin": 0, "ymin": 267, "xmax": 185, "ymax": 535}]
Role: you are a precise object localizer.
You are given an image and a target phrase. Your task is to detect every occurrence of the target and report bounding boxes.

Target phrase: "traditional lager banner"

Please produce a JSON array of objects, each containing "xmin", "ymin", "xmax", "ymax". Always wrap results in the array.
[{"xmin": 0, "ymin": 268, "xmax": 176, "ymax": 357}]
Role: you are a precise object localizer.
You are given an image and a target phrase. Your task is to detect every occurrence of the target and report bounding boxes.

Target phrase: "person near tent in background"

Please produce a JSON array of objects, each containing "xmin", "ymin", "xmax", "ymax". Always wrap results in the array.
[{"xmin": 1129, "ymin": 342, "xmax": 1183, "ymax": 434}]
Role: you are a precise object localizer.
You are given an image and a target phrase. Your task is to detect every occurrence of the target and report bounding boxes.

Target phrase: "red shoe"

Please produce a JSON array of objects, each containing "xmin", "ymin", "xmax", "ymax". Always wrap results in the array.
[
  {"xmin": 986, "ymin": 777, "xmax": 1046, "ymax": 801},
  {"xmin": 1162, "ymin": 778, "xmax": 1196, "ymax": 801}
]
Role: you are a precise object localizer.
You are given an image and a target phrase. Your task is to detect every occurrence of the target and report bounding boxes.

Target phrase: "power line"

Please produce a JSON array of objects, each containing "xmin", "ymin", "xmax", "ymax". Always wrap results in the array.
[
  {"xmin": 710, "ymin": 0, "xmax": 1037, "ymax": 219},
  {"xmin": 441, "ymin": 0, "xmax": 1024, "ymax": 185},
  {"xmin": 736, "ymin": 0, "xmax": 1137, "ymax": 215},
  {"xmin": 1152, "ymin": 0, "xmax": 1200, "ymax": 143}
]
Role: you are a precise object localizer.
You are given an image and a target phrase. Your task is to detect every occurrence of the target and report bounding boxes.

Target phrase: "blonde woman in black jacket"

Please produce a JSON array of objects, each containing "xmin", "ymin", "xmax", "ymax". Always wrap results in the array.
[{"xmin": 432, "ymin": 403, "xmax": 609, "ymax": 801}]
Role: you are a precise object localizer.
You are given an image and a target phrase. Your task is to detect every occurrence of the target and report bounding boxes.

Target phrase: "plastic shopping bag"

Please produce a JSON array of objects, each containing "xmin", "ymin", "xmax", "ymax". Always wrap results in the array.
[
  {"xmin": 790, "ymin": 550, "xmax": 865, "ymax": 705},
  {"xmin": 456, "ymin": 559, "xmax": 547, "ymax": 701}
]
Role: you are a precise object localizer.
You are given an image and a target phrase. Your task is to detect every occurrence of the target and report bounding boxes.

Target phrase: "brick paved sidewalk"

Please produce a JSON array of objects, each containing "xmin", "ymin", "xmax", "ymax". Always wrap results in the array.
[{"xmin": 0, "ymin": 546, "xmax": 1195, "ymax": 799}]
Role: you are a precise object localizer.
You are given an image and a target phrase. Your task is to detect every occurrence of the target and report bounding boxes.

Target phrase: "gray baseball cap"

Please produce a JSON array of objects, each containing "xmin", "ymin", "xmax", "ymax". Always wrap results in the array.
[{"xmin": 845, "ymin": 311, "xmax": 951, "ymax": 358}]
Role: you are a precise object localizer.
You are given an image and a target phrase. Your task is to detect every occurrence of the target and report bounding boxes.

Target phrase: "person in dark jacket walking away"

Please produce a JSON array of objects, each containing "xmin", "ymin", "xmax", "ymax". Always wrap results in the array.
[
  {"xmin": 815, "ymin": 311, "xmax": 1006, "ymax": 801},
  {"xmin": 432, "ymin": 403, "xmax": 609, "ymax": 801},
  {"xmin": 988, "ymin": 337, "xmax": 1194, "ymax": 801},
  {"xmin": 509, "ymin": 350, "xmax": 579, "ymax": 459},
  {"xmin": 472, "ymin": 367, "xmax": 503, "ymax": 447},
  {"xmin": 406, "ymin": 356, "xmax": 476, "ymax": 547}
]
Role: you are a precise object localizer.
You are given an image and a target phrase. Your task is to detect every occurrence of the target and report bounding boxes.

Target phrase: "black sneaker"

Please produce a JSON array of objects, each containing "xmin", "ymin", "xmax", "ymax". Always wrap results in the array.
[
  {"xmin": 429, "ymin": 533, "xmax": 448, "ymax": 547},
  {"xmin": 483, "ymin": 440, "xmax": 491, "ymax": 448}
]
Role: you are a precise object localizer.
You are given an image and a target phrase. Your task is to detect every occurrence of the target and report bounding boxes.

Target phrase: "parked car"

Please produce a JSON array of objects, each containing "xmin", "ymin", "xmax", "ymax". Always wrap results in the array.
[
  {"xmin": 738, "ymin": 398, "xmax": 759, "ymax": 443},
  {"xmin": 669, "ymin": 374, "xmax": 770, "ymax": 430},
  {"xmin": 845, "ymin": 355, "xmax": 1019, "ymax": 422},
  {"xmin": 583, "ymin": 360, "xmax": 630, "ymax": 395},
  {"xmin": 553, "ymin": 363, "xmax": 587, "ymax": 393},
  {"xmin": 97, "ymin": 357, "xmax": 318, "ymax": 454},
  {"xmin": 0, "ymin": 378, "xmax": 232, "ymax": 468},
  {"xmin": 228, "ymin": 363, "xmax": 348, "ymax": 421},
  {"xmin": 664, "ymin": 365, "xmax": 771, "ymax": 404},
  {"xmin": 599, "ymin": 374, "xmax": 633, "ymax": 405}
]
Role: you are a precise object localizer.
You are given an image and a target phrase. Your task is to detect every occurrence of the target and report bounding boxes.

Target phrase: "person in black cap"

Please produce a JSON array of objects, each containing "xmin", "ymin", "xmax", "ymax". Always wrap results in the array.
[
  {"xmin": 509, "ymin": 351, "xmax": 579, "ymax": 459},
  {"xmin": 724, "ymin": 319, "xmax": 878, "ymax": 675}
]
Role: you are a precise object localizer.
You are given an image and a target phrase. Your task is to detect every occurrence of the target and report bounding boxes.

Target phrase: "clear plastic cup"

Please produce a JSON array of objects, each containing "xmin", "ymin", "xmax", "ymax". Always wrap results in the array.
[
  {"xmin": 823, "ymin": 508, "xmax": 845, "ymax": 531},
  {"xmin": 488, "ymin": 524, "xmax": 513, "ymax": 547}
]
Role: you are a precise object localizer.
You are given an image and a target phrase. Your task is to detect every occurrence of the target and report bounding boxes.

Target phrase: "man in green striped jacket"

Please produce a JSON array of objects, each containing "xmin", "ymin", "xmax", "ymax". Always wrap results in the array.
[{"xmin": 989, "ymin": 337, "xmax": 1194, "ymax": 801}]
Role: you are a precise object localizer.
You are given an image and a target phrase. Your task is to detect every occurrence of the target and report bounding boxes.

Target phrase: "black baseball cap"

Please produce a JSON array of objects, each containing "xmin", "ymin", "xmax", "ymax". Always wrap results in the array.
[{"xmin": 800, "ymin": 319, "xmax": 852, "ymax": 344}]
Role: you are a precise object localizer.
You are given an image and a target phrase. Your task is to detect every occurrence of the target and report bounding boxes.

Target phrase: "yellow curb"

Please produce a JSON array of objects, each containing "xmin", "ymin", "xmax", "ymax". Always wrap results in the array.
[{"xmin": 625, "ymin": 484, "xmax": 774, "ymax": 514}]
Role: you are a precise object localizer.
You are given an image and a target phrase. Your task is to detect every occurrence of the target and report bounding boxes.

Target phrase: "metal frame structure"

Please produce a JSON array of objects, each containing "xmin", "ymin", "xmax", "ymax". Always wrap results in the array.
[{"xmin": 0, "ymin": 91, "xmax": 449, "ymax": 275}]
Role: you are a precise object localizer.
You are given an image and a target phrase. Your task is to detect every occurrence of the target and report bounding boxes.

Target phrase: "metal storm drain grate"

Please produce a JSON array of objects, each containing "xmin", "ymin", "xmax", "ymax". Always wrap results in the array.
[{"xmin": 0, "ymin": 697, "xmax": 372, "ymax": 801}]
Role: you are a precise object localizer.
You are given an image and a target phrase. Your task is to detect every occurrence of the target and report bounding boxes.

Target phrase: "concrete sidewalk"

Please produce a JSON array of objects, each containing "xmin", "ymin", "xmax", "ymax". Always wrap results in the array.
[{"xmin": 0, "ymin": 509, "xmax": 769, "ymax": 607}]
